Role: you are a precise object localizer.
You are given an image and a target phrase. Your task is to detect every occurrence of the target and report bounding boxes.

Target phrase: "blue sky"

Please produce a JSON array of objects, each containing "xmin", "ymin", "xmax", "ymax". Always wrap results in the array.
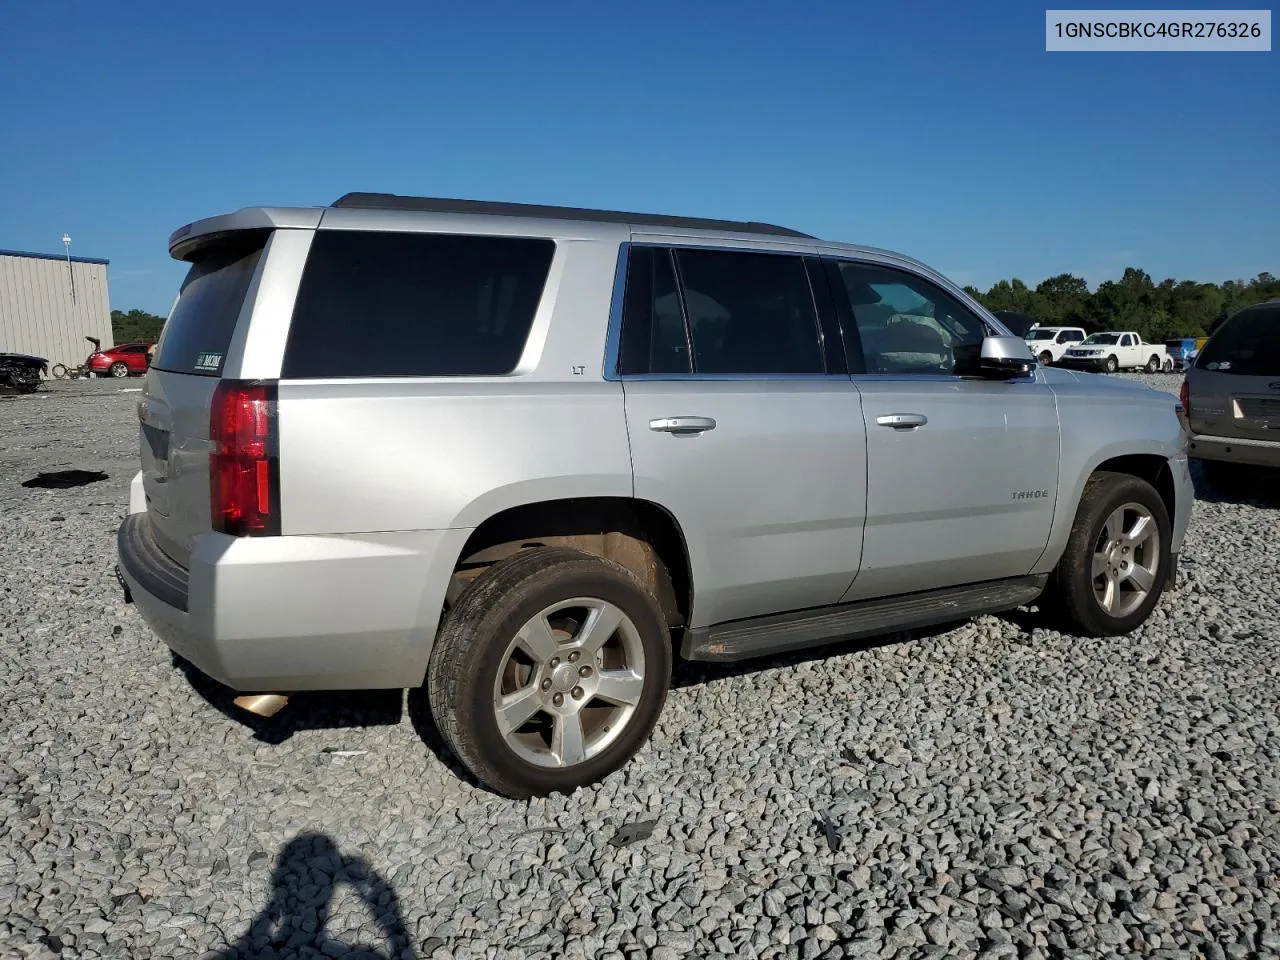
[{"xmin": 1, "ymin": 0, "xmax": 1275, "ymax": 315}]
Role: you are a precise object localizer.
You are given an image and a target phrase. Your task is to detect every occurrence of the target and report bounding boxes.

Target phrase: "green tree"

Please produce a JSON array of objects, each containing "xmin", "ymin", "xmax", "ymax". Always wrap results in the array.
[
  {"xmin": 967, "ymin": 266, "xmax": 1276, "ymax": 339},
  {"xmin": 111, "ymin": 309, "xmax": 165, "ymax": 344}
]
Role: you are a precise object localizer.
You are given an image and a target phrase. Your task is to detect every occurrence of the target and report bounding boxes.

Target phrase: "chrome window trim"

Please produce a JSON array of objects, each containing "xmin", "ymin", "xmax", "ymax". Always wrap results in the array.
[{"xmin": 602, "ymin": 240, "xmax": 837, "ymax": 382}]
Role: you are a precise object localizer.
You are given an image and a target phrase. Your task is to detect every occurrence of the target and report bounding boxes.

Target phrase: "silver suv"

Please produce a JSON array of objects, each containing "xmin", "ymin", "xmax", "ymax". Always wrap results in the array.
[
  {"xmin": 117, "ymin": 193, "xmax": 1193, "ymax": 798},
  {"xmin": 1182, "ymin": 300, "xmax": 1280, "ymax": 491}
]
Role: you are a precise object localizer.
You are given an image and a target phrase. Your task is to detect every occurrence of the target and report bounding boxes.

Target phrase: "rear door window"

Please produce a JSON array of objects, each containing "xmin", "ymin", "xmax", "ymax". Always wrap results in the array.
[
  {"xmin": 281, "ymin": 231, "xmax": 555, "ymax": 378},
  {"xmin": 151, "ymin": 232, "xmax": 268, "ymax": 377},
  {"xmin": 618, "ymin": 247, "xmax": 825, "ymax": 376},
  {"xmin": 1197, "ymin": 307, "xmax": 1280, "ymax": 375}
]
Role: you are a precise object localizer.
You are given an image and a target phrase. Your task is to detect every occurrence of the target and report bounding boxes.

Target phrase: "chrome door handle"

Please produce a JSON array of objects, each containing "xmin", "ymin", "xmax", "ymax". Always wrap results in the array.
[
  {"xmin": 650, "ymin": 416, "xmax": 717, "ymax": 434},
  {"xmin": 876, "ymin": 413, "xmax": 928, "ymax": 429}
]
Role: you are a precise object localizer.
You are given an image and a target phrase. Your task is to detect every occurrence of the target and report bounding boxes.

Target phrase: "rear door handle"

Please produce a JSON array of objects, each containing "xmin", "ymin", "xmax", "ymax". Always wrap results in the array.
[
  {"xmin": 650, "ymin": 416, "xmax": 717, "ymax": 434},
  {"xmin": 876, "ymin": 413, "xmax": 928, "ymax": 429}
]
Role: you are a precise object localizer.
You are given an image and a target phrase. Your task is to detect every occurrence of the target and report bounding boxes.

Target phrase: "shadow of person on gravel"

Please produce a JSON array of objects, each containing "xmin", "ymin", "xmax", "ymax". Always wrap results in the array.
[
  {"xmin": 206, "ymin": 832, "xmax": 418, "ymax": 960},
  {"xmin": 171, "ymin": 654, "xmax": 404, "ymax": 745}
]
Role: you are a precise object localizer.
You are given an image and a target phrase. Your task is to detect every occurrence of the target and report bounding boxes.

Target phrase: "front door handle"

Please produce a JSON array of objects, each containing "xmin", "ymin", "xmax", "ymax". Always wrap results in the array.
[
  {"xmin": 876, "ymin": 413, "xmax": 928, "ymax": 429},
  {"xmin": 650, "ymin": 416, "xmax": 717, "ymax": 434}
]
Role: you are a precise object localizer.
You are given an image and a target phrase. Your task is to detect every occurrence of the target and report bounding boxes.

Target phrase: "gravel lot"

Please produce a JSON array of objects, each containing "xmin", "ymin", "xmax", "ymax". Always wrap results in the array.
[{"xmin": 2, "ymin": 373, "xmax": 1278, "ymax": 960}]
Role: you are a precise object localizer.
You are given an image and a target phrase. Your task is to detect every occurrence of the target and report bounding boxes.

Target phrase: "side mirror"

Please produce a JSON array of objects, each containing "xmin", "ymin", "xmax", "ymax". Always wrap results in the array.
[{"xmin": 969, "ymin": 335, "xmax": 1037, "ymax": 380}]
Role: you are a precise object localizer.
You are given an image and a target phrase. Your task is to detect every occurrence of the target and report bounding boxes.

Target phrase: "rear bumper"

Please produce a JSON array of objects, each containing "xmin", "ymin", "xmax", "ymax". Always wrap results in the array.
[
  {"xmin": 1188, "ymin": 434, "xmax": 1280, "ymax": 469},
  {"xmin": 116, "ymin": 509, "xmax": 470, "ymax": 692}
]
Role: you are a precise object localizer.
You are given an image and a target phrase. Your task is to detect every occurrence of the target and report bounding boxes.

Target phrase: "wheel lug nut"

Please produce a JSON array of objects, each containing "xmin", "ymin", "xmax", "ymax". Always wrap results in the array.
[
  {"xmin": 579, "ymin": 665, "xmax": 591, "ymax": 677},
  {"xmin": 568, "ymin": 651, "xmax": 580, "ymax": 663},
  {"xmin": 552, "ymin": 692, "xmax": 564, "ymax": 706},
  {"xmin": 540, "ymin": 679, "xmax": 552, "ymax": 691},
  {"xmin": 549, "ymin": 657, "xmax": 560, "ymax": 669},
  {"xmin": 572, "ymin": 686, "xmax": 584, "ymax": 700}
]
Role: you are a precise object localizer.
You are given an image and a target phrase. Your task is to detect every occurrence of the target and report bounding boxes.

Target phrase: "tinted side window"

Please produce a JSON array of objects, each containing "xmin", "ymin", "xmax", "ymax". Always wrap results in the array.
[
  {"xmin": 673, "ymin": 249, "xmax": 824, "ymax": 375},
  {"xmin": 835, "ymin": 262, "xmax": 987, "ymax": 376},
  {"xmin": 619, "ymin": 247, "xmax": 690, "ymax": 375},
  {"xmin": 282, "ymin": 231, "xmax": 555, "ymax": 378},
  {"xmin": 152, "ymin": 232, "xmax": 268, "ymax": 377},
  {"xmin": 1197, "ymin": 307, "xmax": 1280, "ymax": 375}
]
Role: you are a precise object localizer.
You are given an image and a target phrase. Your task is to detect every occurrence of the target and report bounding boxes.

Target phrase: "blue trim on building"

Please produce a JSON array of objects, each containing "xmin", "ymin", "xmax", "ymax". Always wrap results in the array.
[{"xmin": 0, "ymin": 248, "xmax": 110, "ymax": 266}]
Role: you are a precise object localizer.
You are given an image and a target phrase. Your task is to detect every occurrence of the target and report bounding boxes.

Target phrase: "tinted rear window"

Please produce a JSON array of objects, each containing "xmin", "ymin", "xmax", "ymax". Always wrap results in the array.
[
  {"xmin": 152, "ymin": 232, "xmax": 268, "ymax": 377},
  {"xmin": 281, "ymin": 231, "xmax": 555, "ymax": 378},
  {"xmin": 1197, "ymin": 307, "xmax": 1280, "ymax": 375}
]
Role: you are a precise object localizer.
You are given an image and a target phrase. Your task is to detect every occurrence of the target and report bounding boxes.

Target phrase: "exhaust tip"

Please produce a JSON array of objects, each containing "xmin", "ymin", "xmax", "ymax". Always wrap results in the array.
[{"xmin": 233, "ymin": 694, "xmax": 289, "ymax": 718}]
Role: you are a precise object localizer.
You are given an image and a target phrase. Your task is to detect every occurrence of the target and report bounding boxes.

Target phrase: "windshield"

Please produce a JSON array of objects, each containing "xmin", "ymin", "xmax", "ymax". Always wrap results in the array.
[
  {"xmin": 1081, "ymin": 333, "xmax": 1120, "ymax": 345},
  {"xmin": 1026, "ymin": 330, "xmax": 1055, "ymax": 340},
  {"xmin": 1196, "ymin": 307, "xmax": 1279, "ymax": 375}
]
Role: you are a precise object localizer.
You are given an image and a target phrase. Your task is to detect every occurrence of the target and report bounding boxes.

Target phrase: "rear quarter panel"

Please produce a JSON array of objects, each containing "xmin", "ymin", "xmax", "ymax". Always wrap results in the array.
[
  {"xmin": 1033, "ymin": 372, "xmax": 1191, "ymax": 573},
  {"xmin": 276, "ymin": 379, "xmax": 632, "ymax": 534}
]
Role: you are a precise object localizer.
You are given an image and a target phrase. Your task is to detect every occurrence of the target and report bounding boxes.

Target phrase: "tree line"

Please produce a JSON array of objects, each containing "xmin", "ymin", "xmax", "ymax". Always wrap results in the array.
[
  {"xmin": 110, "ymin": 309, "xmax": 165, "ymax": 344},
  {"xmin": 962, "ymin": 269, "xmax": 1278, "ymax": 342},
  {"xmin": 111, "ymin": 266, "xmax": 1279, "ymax": 348}
]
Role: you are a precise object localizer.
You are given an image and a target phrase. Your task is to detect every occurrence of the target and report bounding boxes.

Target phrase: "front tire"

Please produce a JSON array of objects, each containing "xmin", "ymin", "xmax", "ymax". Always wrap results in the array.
[
  {"xmin": 109, "ymin": 362, "xmax": 129, "ymax": 378},
  {"xmin": 1052, "ymin": 471, "xmax": 1171, "ymax": 636},
  {"xmin": 427, "ymin": 547, "xmax": 671, "ymax": 798},
  {"xmin": 1105, "ymin": 355, "xmax": 1119, "ymax": 373}
]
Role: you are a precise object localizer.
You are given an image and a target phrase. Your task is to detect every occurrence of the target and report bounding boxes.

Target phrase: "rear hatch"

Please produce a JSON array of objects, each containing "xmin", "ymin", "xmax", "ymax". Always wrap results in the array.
[
  {"xmin": 1188, "ymin": 305, "xmax": 1280, "ymax": 442},
  {"xmin": 139, "ymin": 231, "xmax": 270, "ymax": 567}
]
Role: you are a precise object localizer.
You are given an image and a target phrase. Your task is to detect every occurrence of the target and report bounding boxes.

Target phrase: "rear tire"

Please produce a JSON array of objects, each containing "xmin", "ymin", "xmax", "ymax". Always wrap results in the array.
[
  {"xmin": 1163, "ymin": 357, "xmax": 1174, "ymax": 372},
  {"xmin": 427, "ymin": 546, "xmax": 671, "ymax": 799},
  {"xmin": 1052, "ymin": 471, "xmax": 1171, "ymax": 637},
  {"xmin": 109, "ymin": 362, "xmax": 129, "ymax": 378},
  {"xmin": 1145, "ymin": 355, "xmax": 1160, "ymax": 373},
  {"xmin": 1105, "ymin": 355, "xmax": 1119, "ymax": 373}
]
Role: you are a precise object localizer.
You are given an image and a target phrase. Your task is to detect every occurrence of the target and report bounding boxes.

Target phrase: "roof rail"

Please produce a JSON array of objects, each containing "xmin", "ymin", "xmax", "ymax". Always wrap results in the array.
[{"xmin": 329, "ymin": 192, "xmax": 815, "ymax": 239}]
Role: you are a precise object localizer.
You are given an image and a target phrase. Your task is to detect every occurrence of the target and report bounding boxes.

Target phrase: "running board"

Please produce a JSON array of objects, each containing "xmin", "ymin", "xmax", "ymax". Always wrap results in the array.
[{"xmin": 681, "ymin": 575, "xmax": 1047, "ymax": 662}]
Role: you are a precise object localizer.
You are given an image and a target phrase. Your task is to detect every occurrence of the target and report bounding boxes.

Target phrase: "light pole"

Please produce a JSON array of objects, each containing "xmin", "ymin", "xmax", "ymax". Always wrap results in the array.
[{"xmin": 62, "ymin": 233, "xmax": 76, "ymax": 303}]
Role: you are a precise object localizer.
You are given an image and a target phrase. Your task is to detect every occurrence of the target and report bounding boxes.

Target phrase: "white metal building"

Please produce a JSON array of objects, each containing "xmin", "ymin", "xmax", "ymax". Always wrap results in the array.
[{"xmin": 0, "ymin": 248, "xmax": 113, "ymax": 368}]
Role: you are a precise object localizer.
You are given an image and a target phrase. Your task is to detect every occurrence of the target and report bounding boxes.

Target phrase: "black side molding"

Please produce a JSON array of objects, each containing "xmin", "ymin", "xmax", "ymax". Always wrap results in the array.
[
  {"xmin": 116, "ymin": 514, "xmax": 190, "ymax": 613},
  {"xmin": 681, "ymin": 575, "xmax": 1048, "ymax": 662}
]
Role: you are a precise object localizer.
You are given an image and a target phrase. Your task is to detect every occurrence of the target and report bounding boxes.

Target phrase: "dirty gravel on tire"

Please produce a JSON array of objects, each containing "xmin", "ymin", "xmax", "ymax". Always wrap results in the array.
[{"xmin": 2, "ymin": 375, "xmax": 1278, "ymax": 960}]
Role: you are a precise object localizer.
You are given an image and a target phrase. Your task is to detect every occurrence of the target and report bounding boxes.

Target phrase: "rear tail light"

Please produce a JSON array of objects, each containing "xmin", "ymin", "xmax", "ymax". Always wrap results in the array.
[
  {"xmin": 210, "ymin": 380, "xmax": 280, "ymax": 536},
  {"xmin": 1179, "ymin": 379, "xmax": 1190, "ymax": 419}
]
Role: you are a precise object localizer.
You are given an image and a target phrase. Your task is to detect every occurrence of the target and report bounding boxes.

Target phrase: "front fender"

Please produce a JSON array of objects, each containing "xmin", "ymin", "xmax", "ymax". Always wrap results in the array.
[{"xmin": 1033, "ymin": 383, "xmax": 1188, "ymax": 574}]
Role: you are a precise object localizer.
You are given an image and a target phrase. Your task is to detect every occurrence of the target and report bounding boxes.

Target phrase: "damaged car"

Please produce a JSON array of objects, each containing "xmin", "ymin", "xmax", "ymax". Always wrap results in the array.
[{"xmin": 0, "ymin": 351, "xmax": 48, "ymax": 393}]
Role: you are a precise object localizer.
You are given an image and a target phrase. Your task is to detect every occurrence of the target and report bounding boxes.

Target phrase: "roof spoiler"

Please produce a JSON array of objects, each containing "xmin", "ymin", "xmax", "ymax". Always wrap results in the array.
[{"xmin": 168, "ymin": 207, "xmax": 325, "ymax": 261}]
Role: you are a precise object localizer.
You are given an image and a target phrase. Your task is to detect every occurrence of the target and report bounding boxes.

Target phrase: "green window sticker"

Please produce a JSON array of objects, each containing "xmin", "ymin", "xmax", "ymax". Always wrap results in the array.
[{"xmin": 194, "ymin": 352, "xmax": 223, "ymax": 372}]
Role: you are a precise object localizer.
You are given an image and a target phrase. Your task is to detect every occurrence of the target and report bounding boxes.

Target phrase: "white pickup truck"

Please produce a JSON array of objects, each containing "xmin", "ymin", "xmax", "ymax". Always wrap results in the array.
[
  {"xmin": 1060, "ymin": 332, "xmax": 1172, "ymax": 373},
  {"xmin": 1024, "ymin": 325, "xmax": 1087, "ymax": 365}
]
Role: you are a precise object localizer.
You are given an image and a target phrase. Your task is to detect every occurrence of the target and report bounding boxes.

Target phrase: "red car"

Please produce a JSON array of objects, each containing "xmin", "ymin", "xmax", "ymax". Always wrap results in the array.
[{"xmin": 87, "ymin": 341, "xmax": 153, "ymax": 378}]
